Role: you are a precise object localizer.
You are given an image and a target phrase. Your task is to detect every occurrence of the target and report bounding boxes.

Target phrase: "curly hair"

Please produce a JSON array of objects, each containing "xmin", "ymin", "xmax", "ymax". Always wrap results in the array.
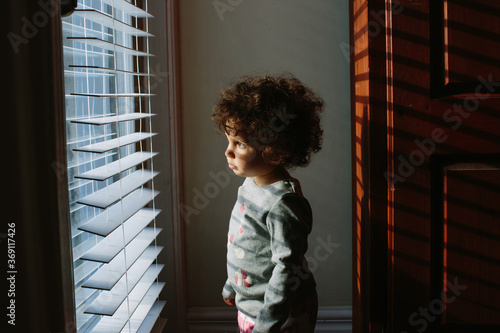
[{"xmin": 212, "ymin": 74, "xmax": 324, "ymax": 169}]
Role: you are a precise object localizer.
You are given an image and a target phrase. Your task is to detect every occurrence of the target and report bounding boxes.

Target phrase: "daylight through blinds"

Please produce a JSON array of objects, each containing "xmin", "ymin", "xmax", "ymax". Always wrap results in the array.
[{"xmin": 62, "ymin": 0, "xmax": 165, "ymax": 331}]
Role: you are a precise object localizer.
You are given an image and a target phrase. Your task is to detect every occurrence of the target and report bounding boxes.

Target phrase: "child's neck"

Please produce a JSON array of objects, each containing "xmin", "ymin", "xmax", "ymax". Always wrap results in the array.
[{"xmin": 253, "ymin": 166, "xmax": 291, "ymax": 187}]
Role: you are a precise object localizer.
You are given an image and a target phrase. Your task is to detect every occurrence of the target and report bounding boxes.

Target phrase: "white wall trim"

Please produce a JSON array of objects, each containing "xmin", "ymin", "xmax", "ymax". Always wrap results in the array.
[{"xmin": 187, "ymin": 306, "xmax": 352, "ymax": 333}]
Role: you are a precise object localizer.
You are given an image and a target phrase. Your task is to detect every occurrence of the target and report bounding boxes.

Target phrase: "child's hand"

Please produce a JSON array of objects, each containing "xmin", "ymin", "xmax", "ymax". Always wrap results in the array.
[{"xmin": 222, "ymin": 296, "xmax": 235, "ymax": 306}]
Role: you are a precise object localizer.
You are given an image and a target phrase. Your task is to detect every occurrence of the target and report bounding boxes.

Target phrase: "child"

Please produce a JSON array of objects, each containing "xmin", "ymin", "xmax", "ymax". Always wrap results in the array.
[{"xmin": 212, "ymin": 74, "xmax": 324, "ymax": 333}]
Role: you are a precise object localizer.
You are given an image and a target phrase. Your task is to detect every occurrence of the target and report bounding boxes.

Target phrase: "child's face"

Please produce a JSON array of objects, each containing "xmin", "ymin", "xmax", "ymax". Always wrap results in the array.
[{"xmin": 224, "ymin": 131, "xmax": 276, "ymax": 180}]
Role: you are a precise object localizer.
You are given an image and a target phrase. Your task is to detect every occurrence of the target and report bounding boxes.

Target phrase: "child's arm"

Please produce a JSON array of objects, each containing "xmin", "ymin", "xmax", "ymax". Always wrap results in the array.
[
  {"xmin": 253, "ymin": 194, "xmax": 313, "ymax": 332},
  {"xmin": 222, "ymin": 277, "xmax": 236, "ymax": 306}
]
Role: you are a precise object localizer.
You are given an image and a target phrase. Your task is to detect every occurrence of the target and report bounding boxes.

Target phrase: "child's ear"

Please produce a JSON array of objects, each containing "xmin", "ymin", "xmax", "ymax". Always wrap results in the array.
[{"xmin": 261, "ymin": 147, "xmax": 278, "ymax": 165}]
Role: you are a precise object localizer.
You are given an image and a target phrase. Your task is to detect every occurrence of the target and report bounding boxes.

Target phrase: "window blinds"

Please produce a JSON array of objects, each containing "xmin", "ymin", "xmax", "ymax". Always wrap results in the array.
[{"xmin": 62, "ymin": 0, "xmax": 165, "ymax": 332}]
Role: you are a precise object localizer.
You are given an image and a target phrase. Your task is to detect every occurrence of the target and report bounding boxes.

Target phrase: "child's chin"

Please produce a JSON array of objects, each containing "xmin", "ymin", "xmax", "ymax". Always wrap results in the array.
[{"xmin": 232, "ymin": 169, "xmax": 245, "ymax": 177}]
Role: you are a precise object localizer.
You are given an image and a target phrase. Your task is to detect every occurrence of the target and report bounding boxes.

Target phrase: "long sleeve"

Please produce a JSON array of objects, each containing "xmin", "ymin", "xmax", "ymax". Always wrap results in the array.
[
  {"xmin": 222, "ymin": 276, "xmax": 236, "ymax": 300},
  {"xmin": 252, "ymin": 194, "xmax": 313, "ymax": 332}
]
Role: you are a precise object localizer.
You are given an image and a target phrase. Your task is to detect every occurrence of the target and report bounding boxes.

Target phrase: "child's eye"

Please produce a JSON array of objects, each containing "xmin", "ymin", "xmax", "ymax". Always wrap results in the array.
[{"xmin": 237, "ymin": 141, "xmax": 246, "ymax": 148}]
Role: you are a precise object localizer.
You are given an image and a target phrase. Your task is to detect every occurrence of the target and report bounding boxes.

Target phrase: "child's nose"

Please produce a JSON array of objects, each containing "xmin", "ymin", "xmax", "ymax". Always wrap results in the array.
[{"xmin": 225, "ymin": 145, "xmax": 235, "ymax": 158}]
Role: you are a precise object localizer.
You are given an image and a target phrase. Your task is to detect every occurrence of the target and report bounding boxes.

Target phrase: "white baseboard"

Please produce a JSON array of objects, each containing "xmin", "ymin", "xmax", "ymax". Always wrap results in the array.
[{"xmin": 187, "ymin": 306, "xmax": 352, "ymax": 333}]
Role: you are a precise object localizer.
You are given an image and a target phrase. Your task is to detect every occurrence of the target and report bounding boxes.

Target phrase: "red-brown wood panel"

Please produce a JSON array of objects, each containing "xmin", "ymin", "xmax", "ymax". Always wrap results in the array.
[
  {"xmin": 431, "ymin": 157, "xmax": 500, "ymax": 332},
  {"xmin": 391, "ymin": 0, "xmax": 500, "ymax": 332},
  {"xmin": 351, "ymin": 0, "xmax": 500, "ymax": 332},
  {"xmin": 445, "ymin": 167, "xmax": 500, "ymax": 325},
  {"xmin": 445, "ymin": 0, "xmax": 500, "ymax": 84}
]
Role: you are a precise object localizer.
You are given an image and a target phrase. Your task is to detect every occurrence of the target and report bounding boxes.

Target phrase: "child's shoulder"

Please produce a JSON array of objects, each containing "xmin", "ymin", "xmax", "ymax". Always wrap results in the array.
[
  {"xmin": 239, "ymin": 178, "xmax": 311, "ymax": 223},
  {"xmin": 242, "ymin": 177, "xmax": 304, "ymax": 199}
]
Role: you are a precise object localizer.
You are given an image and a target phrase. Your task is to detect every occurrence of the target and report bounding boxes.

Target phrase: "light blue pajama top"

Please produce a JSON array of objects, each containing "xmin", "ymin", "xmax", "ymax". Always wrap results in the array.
[{"xmin": 222, "ymin": 177, "xmax": 317, "ymax": 332}]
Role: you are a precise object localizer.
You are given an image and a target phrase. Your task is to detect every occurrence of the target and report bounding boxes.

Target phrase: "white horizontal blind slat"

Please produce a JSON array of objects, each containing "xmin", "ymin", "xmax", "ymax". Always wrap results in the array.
[
  {"xmin": 84, "ymin": 264, "xmax": 164, "ymax": 316},
  {"xmin": 81, "ymin": 210, "xmax": 161, "ymax": 263},
  {"xmin": 67, "ymin": 37, "xmax": 154, "ymax": 57},
  {"xmin": 101, "ymin": 0, "xmax": 153, "ymax": 18},
  {"xmin": 83, "ymin": 245, "xmax": 163, "ymax": 290},
  {"xmin": 134, "ymin": 301, "xmax": 167, "ymax": 333},
  {"xmin": 67, "ymin": 65, "xmax": 153, "ymax": 76},
  {"xmin": 72, "ymin": 113, "xmax": 157, "ymax": 126},
  {"xmin": 91, "ymin": 283, "xmax": 165, "ymax": 333},
  {"xmin": 76, "ymin": 169, "xmax": 159, "ymax": 209},
  {"xmin": 75, "ymin": 151, "xmax": 158, "ymax": 181},
  {"xmin": 72, "ymin": 10, "xmax": 153, "ymax": 37},
  {"xmin": 79, "ymin": 229, "xmax": 162, "ymax": 311},
  {"xmin": 78, "ymin": 188, "xmax": 159, "ymax": 237},
  {"xmin": 73, "ymin": 132, "xmax": 157, "ymax": 153}
]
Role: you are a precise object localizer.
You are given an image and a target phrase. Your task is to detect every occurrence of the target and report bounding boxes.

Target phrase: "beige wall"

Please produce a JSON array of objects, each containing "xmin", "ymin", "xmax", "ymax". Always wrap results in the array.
[{"xmin": 179, "ymin": 0, "xmax": 351, "ymax": 307}]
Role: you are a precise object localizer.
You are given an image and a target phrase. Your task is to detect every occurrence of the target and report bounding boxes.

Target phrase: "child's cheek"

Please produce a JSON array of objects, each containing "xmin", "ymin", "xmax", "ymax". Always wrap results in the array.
[{"xmin": 239, "ymin": 148, "xmax": 258, "ymax": 163}]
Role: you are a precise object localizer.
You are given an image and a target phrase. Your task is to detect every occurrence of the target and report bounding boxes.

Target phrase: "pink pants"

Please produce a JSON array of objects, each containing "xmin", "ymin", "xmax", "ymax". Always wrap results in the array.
[
  {"xmin": 237, "ymin": 311, "xmax": 255, "ymax": 333},
  {"xmin": 237, "ymin": 291, "xmax": 318, "ymax": 333}
]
